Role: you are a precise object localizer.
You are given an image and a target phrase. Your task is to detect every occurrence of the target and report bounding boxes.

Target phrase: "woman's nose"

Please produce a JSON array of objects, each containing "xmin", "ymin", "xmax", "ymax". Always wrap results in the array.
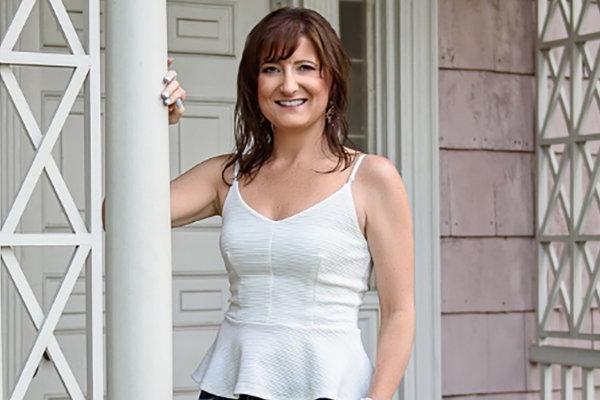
[{"xmin": 280, "ymin": 70, "xmax": 299, "ymax": 94}]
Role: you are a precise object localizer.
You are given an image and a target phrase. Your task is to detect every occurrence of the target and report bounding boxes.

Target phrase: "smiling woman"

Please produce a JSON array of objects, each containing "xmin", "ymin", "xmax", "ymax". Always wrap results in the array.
[{"xmin": 163, "ymin": 6, "xmax": 415, "ymax": 400}]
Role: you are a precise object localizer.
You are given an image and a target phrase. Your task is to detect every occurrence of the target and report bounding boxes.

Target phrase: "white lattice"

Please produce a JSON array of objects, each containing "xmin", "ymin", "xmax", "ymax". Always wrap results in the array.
[
  {"xmin": 0, "ymin": 0, "xmax": 102, "ymax": 399},
  {"xmin": 531, "ymin": 0, "xmax": 600, "ymax": 398}
]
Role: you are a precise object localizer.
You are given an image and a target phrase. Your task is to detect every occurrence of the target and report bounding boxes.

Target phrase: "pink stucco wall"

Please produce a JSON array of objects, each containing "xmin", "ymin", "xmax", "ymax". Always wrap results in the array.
[{"xmin": 438, "ymin": 0, "xmax": 539, "ymax": 397}]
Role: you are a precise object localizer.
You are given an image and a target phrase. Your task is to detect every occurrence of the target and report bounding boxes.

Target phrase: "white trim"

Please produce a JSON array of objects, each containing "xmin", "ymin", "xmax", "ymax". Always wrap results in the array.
[
  {"xmin": 83, "ymin": 0, "xmax": 104, "ymax": 397},
  {"xmin": 403, "ymin": 0, "xmax": 440, "ymax": 396},
  {"xmin": 374, "ymin": 0, "xmax": 441, "ymax": 399},
  {"xmin": 1, "ymin": 0, "xmax": 24, "ymax": 396}
]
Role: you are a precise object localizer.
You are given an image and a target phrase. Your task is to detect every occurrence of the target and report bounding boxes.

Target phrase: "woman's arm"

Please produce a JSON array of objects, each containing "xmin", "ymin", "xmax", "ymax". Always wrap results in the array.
[
  {"xmin": 169, "ymin": 155, "xmax": 230, "ymax": 227},
  {"xmin": 101, "ymin": 154, "xmax": 232, "ymax": 231},
  {"xmin": 361, "ymin": 155, "xmax": 415, "ymax": 400}
]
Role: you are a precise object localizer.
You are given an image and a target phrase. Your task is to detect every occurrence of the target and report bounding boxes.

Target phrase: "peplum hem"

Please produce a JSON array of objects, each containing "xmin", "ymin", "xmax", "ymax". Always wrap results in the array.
[{"xmin": 191, "ymin": 314, "xmax": 374, "ymax": 400}]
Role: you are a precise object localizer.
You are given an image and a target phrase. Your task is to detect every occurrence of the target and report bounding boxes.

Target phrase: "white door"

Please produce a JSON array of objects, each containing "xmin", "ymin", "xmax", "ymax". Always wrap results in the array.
[{"xmin": 3, "ymin": 1, "xmax": 269, "ymax": 398}]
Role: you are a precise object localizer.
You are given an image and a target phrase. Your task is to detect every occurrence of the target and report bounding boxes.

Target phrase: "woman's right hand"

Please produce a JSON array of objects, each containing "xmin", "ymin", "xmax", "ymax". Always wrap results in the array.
[{"xmin": 162, "ymin": 56, "xmax": 187, "ymax": 125}]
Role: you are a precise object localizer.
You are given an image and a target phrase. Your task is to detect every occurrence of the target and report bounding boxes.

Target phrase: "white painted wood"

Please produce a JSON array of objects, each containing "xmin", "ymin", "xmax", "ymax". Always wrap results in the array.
[
  {"xmin": 372, "ymin": 0, "xmax": 441, "ymax": 398},
  {"xmin": 533, "ymin": 0, "xmax": 600, "ymax": 397},
  {"xmin": 302, "ymin": 0, "xmax": 339, "ymax": 33},
  {"xmin": 270, "ymin": 0, "xmax": 339, "ymax": 33},
  {"xmin": 105, "ymin": 0, "xmax": 173, "ymax": 398},
  {"xmin": 568, "ymin": 0, "xmax": 583, "ymax": 339},
  {"xmin": 0, "ymin": 52, "xmax": 87, "ymax": 67},
  {"xmin": 0, "ymin": 0, "xmax": 36, "ymax": 53},
  {"xmin": 0, "ymin": 65, "xmax": 89, "ymax": 234},
  {"xmin": 83, "ymin": 0, "xmax": 104, "ymax": 398},
  {"xmin": 366, "ymin": 0, "xmax": 376, "ymax": 154},
  {"xmin": 0, "ymin": 255, "xmax": 2, "ymax": 400},
  {"xmin": 561, "ymin": 365, "xmax": 574, "ymax": 400},
  {"xmin": 0, "ymin": 241, "xmax": 3, "ymax": 398},
  {"xmin": 0, "ymin": 233, "xmax": 93, "ymax": 246},
  {"xmin": 0, "ymin": 4, "xmax": 8, "ymax": 382},
  {"xmin": 542, "ymin": 364, "xmax": 552, "ymax": 399},
  {"xmin": 399, "ymin": 0, "xmax": 440, "ymax": 396},
  {"xmin": 0, "ymin": 248, "xmax": 83, "ymax": 399},
  {"xmin": 541, "ymin": 49, "xmax": 570, "ymax": 136},
  {"xmin": 47, "ymin": 0, "xmax": 85, "ymax": 55},
  {"xmin": 582, "ymin": 368, "xmax": 594, "ymax": 400},
  {"xmin": 270, "ymin": 0, "xmax": 302, "ymax": 9},
  {"xmin": 0, "ymin": 0, "xmax": 104, "ymax": 398},
  {"xmin": 2, "ymin": 246, "xmax": 89, "ymax": 400},
  {"xmin": 0, "ymin": 1, "xmax": 25, "ymax": 396},
  {"xmin": 0, "ymin": 66, "xmax": 88, "ymax": 233},
  {"xmin": 530, "ymin": 345, "xmax": 600, "ymax": 369}
]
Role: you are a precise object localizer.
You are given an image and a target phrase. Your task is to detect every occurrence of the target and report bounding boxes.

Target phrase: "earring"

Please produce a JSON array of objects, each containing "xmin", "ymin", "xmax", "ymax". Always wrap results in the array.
[{"xmin": 325, "ymin": 103, "xmax": 335, "ymax": 124}]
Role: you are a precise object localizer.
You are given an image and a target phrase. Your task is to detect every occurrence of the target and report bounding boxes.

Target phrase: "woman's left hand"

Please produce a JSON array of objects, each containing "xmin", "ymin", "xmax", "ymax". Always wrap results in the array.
[{"xmin": 162, "ymin": 56, "xmax": 187, "ymax": 125}]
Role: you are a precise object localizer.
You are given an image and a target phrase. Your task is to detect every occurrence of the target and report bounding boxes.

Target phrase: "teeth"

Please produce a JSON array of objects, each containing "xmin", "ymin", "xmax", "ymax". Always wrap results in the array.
[{"xmin": 277, "ymin": 99, "xmax": 306, "ymax": 107}]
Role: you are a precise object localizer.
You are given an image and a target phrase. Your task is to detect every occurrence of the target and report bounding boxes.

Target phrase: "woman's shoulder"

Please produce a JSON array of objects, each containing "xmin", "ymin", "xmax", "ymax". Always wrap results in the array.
[
  {"xmin": 352, "ymin": 153, "xmax": 411, "ymax": 234},
  {"xmin": 191, "ymin": 152, "xmax": 237, "ymax": 188},
  {"xmin": 352, "ymin": 152, "xmax": 405, "ymax": 197}
]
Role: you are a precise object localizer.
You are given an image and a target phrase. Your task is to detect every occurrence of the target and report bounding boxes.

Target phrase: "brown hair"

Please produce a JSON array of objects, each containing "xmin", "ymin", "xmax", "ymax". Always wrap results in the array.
[{"xmin": 221, "ymin": 6, "xmax": 358, "ymax": 185}]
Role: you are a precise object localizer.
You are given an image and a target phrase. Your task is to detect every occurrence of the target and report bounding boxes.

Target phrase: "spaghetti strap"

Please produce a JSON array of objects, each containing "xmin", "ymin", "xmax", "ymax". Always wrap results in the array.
[{"xmin": 347, "ymin": 153, "xmax": 367, "ymax": 184}]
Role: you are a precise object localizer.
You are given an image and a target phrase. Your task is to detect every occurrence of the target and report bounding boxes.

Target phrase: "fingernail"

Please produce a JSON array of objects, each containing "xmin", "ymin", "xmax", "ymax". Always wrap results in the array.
[
  {"xmin": 161, "ymin": 90, "xmax": 170, "ymax": 99},
  {"xmin": 175, "ymin": 98, "xmax": 184, "ymax": 109},
  {"xmin": 163, "ymin": 97, "xmax": 173, "ymax": 105},
  {"xmin": 163, "ymin": 74, "xmax": 173, "ymax": 84}
]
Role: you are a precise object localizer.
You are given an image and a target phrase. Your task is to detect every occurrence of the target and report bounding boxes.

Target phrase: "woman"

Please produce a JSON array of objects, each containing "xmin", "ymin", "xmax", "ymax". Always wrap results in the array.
[{"xmin": 161, "ymin": 7, "xmax": 414, "ymax": 400}]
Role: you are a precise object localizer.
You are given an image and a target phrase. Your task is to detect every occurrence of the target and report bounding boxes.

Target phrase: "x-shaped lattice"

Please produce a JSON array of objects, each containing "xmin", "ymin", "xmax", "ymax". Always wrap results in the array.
[{"xmin": 0, "ymin": 0, "xmax": 94, "ymax": 399}]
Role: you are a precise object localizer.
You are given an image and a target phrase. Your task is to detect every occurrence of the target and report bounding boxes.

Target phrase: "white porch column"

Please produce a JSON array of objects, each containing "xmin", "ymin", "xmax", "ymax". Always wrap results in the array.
[{"xmin": 105, "ymin": 1, "xmax": 172, "ymax": 399}]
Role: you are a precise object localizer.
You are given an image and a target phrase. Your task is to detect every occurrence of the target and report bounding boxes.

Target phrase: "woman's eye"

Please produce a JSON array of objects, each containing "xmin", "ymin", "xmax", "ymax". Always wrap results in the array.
[
  {"xmin": 299, "ymin": 65, "xmax": 315, "ymax": 71},
  {"xmin": 261, "ymin": 66, "xmax": 278, "ymax": 73}
]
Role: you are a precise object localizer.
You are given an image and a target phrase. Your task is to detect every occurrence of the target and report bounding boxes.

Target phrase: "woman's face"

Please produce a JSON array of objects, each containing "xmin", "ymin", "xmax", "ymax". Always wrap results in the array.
[{"xmin": 257, "ymin": 36, "xmax": 331, "ymax": 132}]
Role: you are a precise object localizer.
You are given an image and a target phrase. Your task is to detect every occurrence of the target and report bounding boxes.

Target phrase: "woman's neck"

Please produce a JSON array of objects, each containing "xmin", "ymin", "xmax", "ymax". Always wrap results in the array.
[{"xmin": 269, "ymin": 118, "xmax": 332, "ymax": 165}]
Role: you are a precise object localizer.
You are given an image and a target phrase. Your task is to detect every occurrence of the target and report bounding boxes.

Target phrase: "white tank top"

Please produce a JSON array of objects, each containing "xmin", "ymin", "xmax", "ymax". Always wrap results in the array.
[{"xmin": 192, "ymin": 153, "xmax": 374, "ymax": 400}]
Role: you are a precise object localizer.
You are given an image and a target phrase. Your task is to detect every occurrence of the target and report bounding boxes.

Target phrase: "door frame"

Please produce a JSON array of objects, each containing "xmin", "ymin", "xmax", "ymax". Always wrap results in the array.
[
  {"xmin": 1, "ymin": 0, "xmax": 441, "ymax": 399},
  {"xmin": 372, "ymin": 0, "xmax": 441, "ymax": 399}
]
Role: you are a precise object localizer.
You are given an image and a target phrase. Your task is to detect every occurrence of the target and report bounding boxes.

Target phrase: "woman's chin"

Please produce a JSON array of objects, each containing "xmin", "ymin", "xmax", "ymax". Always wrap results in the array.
[{"xmin": 271, "ymin": 119, "xmax": 317, "ymax": 131}]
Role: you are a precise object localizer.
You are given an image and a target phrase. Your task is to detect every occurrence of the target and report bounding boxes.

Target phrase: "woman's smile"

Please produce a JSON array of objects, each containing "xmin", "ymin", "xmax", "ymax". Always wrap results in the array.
[{"xmin": 275, "ymin": 98, "xmax": 308, "ymax": 107}]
